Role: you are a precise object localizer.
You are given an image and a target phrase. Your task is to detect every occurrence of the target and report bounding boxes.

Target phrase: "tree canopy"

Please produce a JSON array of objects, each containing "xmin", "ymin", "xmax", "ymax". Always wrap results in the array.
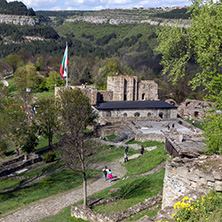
[{"xmin": 156, "ymin": 0, "xmax": 222, "ymax": 153}]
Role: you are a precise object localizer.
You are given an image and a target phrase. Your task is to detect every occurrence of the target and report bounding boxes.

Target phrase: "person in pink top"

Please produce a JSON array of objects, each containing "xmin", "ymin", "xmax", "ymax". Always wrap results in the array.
[{"xmin": 107, "ymin": 169, "xmax": 113, "ymax": 182}]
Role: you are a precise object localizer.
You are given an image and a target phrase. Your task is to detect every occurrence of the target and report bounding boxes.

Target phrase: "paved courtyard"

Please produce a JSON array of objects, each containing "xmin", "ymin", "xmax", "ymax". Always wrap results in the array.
[{"xmin": 134, "ymin": 120, "xmax": 194, "ymax": 134}]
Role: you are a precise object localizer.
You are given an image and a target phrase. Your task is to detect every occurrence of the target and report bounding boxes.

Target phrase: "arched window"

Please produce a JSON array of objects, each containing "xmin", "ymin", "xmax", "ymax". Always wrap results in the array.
[
  {"xmin": 123, "ymin": 113, "xmax": 127, "ymax": 117},
  {"xmin": 134, "ymin": 112, "xmax": 140, "ymax": 117},
  {"xmin": 142, "ymin": 93, "xmax": 145, "ymax": 100},
  {"xmin": 105, "ymin": 111, "xmax": 111, "ymax": 117},
  {"xmin": 147, "ymin": 112, "xmax": 152, "ymax": 117},
  {"xmin": 159, "ymin": 112, "xmax": 163, "ymax": 118}
]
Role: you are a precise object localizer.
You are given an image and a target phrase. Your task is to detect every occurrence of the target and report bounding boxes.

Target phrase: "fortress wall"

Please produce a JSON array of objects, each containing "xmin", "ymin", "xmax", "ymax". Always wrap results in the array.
[{"xmin": 162, "ymin": 155, "xmax": 222, "ymax": 209}]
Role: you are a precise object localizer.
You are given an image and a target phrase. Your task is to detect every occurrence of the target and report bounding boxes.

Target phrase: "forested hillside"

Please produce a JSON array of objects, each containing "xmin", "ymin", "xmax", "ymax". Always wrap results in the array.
[
  {"xmin": 0, "ymin": 0, "xmax": 35, "ymax": 15},
  {"xmin": 0, "ymin": 5, "xmax": 203, "ymax": 103}
]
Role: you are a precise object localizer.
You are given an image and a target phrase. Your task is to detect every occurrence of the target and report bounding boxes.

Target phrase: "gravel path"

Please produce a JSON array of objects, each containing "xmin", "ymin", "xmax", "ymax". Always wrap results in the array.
[{"xmin": 0, "ymin": 160, "xmax": 127, "ymax": 222}]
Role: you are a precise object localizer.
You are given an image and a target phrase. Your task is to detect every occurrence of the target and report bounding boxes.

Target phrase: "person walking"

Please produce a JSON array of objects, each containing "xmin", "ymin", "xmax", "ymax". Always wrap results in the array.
[
  {"xmin": 107, "ymin": 169, "xmax": 113, "ymax": 182},
  {"xmin": 124, "ymin": 151, "xmax": 128, "ymax": 162},
  {"xmin": 125, "ymin": 145, "xmax": 129, "ymax": 154},
  {"xmin": 102, "ymin": 166, "xmax": 108, "ymax": 181},
  {"xmin": 140, "ymin": 145, "xmax": 144, "ymax": 157}
]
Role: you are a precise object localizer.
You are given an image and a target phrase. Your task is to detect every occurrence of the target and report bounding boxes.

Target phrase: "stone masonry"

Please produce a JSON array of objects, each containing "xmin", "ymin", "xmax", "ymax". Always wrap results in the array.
[
  {"xmin": 162, "ymin": 155, "xmax": 222, "ymax": 209},
  {"xmin": 55, "ymin": 75, "xmax": 158, "ymax": 105}
]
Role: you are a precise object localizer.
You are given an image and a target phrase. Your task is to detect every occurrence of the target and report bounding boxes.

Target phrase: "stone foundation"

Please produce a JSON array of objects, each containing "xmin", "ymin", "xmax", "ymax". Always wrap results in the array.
[
  {"xmin": 0, "ymin": 153, "xmax": 42, "ymax": 177},
  {"xmin": 71, "ymin": 195, "xmax": 161, "ymax": 222}
]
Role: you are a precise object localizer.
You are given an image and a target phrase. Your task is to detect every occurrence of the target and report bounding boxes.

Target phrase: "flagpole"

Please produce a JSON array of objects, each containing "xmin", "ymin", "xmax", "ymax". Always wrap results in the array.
[{"xmin": 66, "ymin": 41, "xmax": 68, "ymax": 88}]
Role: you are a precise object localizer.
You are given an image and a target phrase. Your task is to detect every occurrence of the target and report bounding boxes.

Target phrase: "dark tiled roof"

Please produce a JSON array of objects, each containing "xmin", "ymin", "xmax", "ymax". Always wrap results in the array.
[{"xmin": 96, "ymin": 100, "xmax": 177, "ymax": 110}]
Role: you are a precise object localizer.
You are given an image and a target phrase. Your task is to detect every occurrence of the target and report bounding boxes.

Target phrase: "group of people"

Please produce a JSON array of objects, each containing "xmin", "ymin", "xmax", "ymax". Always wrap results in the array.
[{"xmin": 102, "ymin": 166, "xmax": 113, "ymax": 182}]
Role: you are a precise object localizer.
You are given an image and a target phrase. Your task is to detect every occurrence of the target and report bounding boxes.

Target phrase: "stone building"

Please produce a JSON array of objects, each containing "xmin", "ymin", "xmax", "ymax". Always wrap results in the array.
[
  {"xmin": 106, "ymin": 75, "xmax": 158, "ymax": 101},
  {"xmin": 55, "ymin": 75, "xmax": 177, "ymax": 122}
]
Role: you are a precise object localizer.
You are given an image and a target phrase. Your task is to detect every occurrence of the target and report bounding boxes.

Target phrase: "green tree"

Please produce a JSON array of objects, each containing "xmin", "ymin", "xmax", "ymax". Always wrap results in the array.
[
  {"xmin": 4, "ymin": 53, "xmax": 24, "ymax": 73},
  {"xmin": 56, "ymin": 88, "xmax": 98, "ymax": 208},
  {"xmin": 45, "ymin": 71, "xmax": 64, "ymax": 91},
  {"xmin": 95, "ymin": 58, "xmax": 122, "ymax": 89},
  {"xmin": 35, "ymin": 96, "xmax": 59, "ymax": 147},
  {"xmin": 156, "ymin": 0, "xmax": 222, "ymax": 153},
  {"xmin": 13, "ymin": 63, "xmax": 39, "ymax": 112}
]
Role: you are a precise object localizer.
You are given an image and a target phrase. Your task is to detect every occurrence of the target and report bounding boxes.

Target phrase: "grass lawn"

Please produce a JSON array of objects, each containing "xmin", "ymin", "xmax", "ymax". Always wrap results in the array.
[
  {"xmin": 124, "ymin": 141, "xmax": 167, "ymax": 176},
  {"xmin": 34, "ymin": 90, "xmax": 55, "ymax": 99},
  {"xmin": 0, "ymin": 161, "xmax": 100, "ymax": 217},
  {"xmin": 35, "ymin": 136, "xmax": 57, "ymax": 151},
  {"xmin": 96, "ymin": 144, "xmax": 138, "ymax": 163},
  {"xmin": 1, "ymin": 140, "xmax": 167, "ymax": 221}
]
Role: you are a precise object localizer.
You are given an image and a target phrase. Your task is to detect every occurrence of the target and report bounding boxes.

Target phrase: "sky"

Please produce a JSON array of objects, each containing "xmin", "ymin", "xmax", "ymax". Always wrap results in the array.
[{"xmin": 7, "ymin": 0, "xmax": 192, "ymax": 11}]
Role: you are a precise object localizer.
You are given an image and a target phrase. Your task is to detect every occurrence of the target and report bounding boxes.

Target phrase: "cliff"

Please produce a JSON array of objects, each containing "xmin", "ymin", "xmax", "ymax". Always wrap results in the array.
[{"xmin": 0, "ymin": 14, "xmax": 39, "ymax": 26}]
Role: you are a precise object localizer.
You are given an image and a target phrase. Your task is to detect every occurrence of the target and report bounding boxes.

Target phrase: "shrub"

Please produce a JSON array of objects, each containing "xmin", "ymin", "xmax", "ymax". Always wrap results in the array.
[
  {"xmin": 44, "ymin": 152, "xmax": 56, "ymax": 163},
  {"xmin": 172, "ymin": 191, "xmax": 222, "ymax": 221}
]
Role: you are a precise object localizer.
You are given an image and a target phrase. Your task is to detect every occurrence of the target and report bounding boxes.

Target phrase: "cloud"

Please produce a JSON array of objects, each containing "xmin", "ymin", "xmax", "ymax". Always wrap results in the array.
[{"xmin": 7, "ymin": 0, "xmax": 192, "ymax": 11}]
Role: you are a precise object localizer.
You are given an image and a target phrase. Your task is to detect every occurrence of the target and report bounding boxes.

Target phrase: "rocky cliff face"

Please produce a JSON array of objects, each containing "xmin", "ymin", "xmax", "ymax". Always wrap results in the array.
[
  {"xmin": 0, "ymin": 14, "xmax": 39, "ymax": 26},
  {"xmin": 66, "ymin": 16, "xmax": 191, "ymax": 27}
]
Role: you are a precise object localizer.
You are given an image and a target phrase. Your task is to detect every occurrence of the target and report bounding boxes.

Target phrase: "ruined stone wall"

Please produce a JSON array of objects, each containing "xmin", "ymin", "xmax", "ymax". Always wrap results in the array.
[
  {"xmin": 0, "ymin": 14, "xmax": 38, "ymax": 26},
  {"xmin": 138, "ymin": 80, "xmax": 158, "ymax": 101},
  {"xmin": 178, "ymin": 99, "xmax": 215, "ymax": 121},
  {"xmin": 107, "ymin": 75, "xmax": 138, "ymax": 101},
  {"xmin": 99, "ymin": 108, "xmax": 177, "ymax": 119},
  {"xmin": 135, "ymin": 133, "xmax": 165, "ymax": 142},
  {"xmin": 97, "ymin": 90, "xmax": 113, "ymax": 102},
  {"xmin": 162, "ymin": 155, "xmax": 222, "ymax": 209},
  {"xmin": 0, "ymin": 153, "xmax": 42, "ymax": 178},
  {"xmin": 71, "ymin": 195, "xmax": 161, "ymax": 222},
  {"xmin": 55, "ymin": 85, "xmax": 98, "ymax": 105}
]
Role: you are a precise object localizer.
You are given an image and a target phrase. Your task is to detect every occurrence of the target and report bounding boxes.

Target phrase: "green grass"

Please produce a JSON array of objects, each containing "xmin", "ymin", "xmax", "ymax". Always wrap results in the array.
[
  {"xmin": 95, "ymin": 145, "xmax": 138, "ymax": 163},
  {"xmin": 91, "ymin": 169, "xmax": 165, "ymax": 214},
  {"xmin": 184, "ymin": 119, "xmax": 204, "ymax": 130},
  {"xmin": 1, "ymin": 140, "xmax": 167, "ymax": 220},
  {"xmin": 121, "ymin": 204, "xmax": 161, "ymax": 221},
  {"xmin": 124, "ymin": 142, "xmax": 167, "ymax": 176},
  {"xmin": 34, "ymin": 91, "xmax": 55, "ymax": 99},
  {"xmin": 40, "ymin": 206, "xmax": 88, "ymax": 222},
  {"xmin": 106, "ymin": 134, "xmax": 117, "ymax": 141},
  {"xmin": 35, "ymin": 136, "xmax": 57, "ymax": 151},
  {"xmin": 7, "ymin": 77, "xmax": 18, "ymax": 94},
  {"xmin": 0, "ymin": 163, "xmax": 100, "ymax": 217}
]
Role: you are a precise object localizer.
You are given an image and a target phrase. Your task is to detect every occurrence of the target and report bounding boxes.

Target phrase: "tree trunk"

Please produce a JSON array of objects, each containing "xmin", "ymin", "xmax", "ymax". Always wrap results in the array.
[{"xmin": 82, "ymin": 172, "xmax": 87, "ymax": 208}]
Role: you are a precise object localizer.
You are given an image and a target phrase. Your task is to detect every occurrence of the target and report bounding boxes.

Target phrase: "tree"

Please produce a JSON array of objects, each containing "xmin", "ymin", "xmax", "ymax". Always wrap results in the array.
[
  {"xmin": 35, "ymin": 96, "xmax": 59, "ymax": 147},
  {"xmin": 156, "ymin": 0, "xmax": 222, "ymax": 153},
  {"xmin": 13, "ymin": 63, "xmax": 39, "ymax": 112},
  {"xmin": 94, "ymin": 58, "xmax": 122, "ymax": 89},
  {"xmin": 4, "ymin": 53, "xmax": 24, "ymax": 73},
  {"xmin": 45, "ymin": 71, "xmax": 64, "ymax": 90},
  {"xmin": 56, "ymin": 88, "xmax": 98, "ymax": 208},
  {"xmin": 5, "ymin": 99, "xmax": 30, "ymax": 155}
]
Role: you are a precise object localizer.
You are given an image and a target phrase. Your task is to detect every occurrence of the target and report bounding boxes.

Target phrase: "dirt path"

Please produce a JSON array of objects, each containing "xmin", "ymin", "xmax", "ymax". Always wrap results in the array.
[{"xmin": 0, "ymin": 160, "xmax": 127, "ymax": 222}]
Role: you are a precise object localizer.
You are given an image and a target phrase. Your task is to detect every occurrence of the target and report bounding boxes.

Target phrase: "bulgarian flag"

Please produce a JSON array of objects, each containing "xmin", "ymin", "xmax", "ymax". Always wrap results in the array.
[{"xmin": 60, "ymin": 44, "xmax": 68, "ymax": 79}]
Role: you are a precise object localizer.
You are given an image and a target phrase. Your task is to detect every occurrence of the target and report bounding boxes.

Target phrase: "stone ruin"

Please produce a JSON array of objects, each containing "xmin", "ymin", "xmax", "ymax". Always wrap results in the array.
[
  {"xmin": 177, "ymin": 99, "xmax": 215, "ymax": 121},
  {"xmin": 55, "ymin": 75, "xmax": 158, "ymax": 106}
]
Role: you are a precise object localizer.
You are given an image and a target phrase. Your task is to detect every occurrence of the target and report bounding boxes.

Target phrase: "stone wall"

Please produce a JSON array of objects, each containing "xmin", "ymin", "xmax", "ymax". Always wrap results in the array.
[
  {"xmin": 135, "ymin": 133, "xmax": 165, "ymax": 143},
  {"xmin": 99, "ymin": 108, "xmax": 177, "ymax": 119},
  {"xmin": 97, "ymin": 90, "xmax": 113, "ymax": 102},
  {"xmin": 107, "ymin": 75, "xmax": 138, "ymax": 101},
  {"xmin": 71, "ymin": 195, "xmax": 161, "ymax": 222},
  {"xmin": 0, "ymin": 153, "xmax": 42, "ymax": 177},
  {"xmin": 55, "ymin": 85, "xmax": 98, "ymax": 105},
  {"xmin": 138, "ymin": 80, "xmax": 158, "ymax": 101},
  {"xmin": 0, "ymin": 14, "xmax": 39, "ymax": 26},
  {"xmin": 162, "ymin": 155, "xmax": 222, "ymax": 209},
  {"xmin": 178, "ymin": 99, "xmax": 215, "ymax": 121}
]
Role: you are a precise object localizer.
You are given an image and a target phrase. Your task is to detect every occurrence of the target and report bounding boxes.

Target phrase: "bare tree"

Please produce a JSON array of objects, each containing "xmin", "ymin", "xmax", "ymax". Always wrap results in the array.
[{"xmin": 56, "ymin": 88, "xmax": 98, "ymax": 208}]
